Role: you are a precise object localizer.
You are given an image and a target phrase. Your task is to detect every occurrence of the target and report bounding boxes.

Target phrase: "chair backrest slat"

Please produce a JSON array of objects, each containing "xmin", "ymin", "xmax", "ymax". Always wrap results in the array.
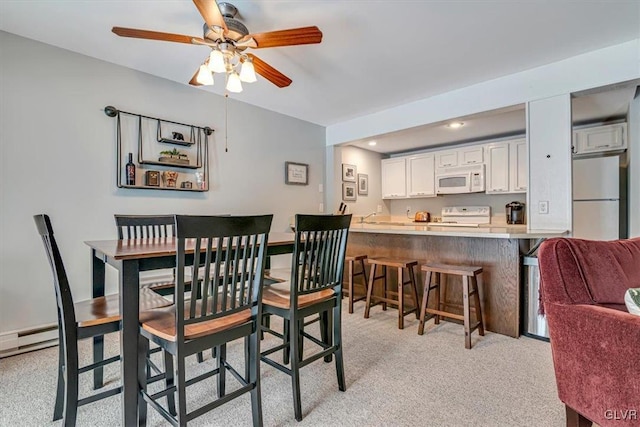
[
  {"xmin": 114, "ymin": 214, "xmax": 175, "ymax": 239},
  {"xmin": 34, "ymin": 214, "xmax": 78, "ymax": 342},
  {"xmin": 174, "ymin": 215, "xmax": 273, "ymax": 341},
  {"xmin": 292, "ymin": 214, "xmax": 352, "ymax": 300}
]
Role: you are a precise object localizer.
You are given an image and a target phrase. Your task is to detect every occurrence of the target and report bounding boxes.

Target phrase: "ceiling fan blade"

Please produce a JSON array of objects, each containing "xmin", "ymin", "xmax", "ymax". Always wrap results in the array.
[
  {"xmin": 247, "ymin": 54, "xmax": 292, "ymax": 88},
  {"xmin": 189, "ymin": 68, "xmax": 203, "ymax": 86},
  {"xmin": 247, "ymin": 26, "xmax": 322, "ymax": 49},
  {"xmin": 112, "ymin": 27, "xmax": 205, "ymax": 44},
  {"xmin": 193, "ymin": 0, "xmax": 228, "ymax": 35}
]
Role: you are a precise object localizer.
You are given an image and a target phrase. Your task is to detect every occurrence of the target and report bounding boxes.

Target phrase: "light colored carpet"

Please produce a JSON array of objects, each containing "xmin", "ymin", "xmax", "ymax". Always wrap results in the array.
[{"xmin": 0, "ymin": 304, "xmax": 564, "ymax": 426}]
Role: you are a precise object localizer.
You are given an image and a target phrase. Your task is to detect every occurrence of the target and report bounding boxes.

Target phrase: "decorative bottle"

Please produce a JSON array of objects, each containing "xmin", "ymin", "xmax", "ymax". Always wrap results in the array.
[{"xmin": 126, "ymin": 152, "xmax": 136, "ymax": 185}]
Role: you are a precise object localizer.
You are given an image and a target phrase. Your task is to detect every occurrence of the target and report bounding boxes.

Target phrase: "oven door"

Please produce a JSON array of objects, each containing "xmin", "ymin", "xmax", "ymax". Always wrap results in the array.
[{"xmin": 436, "ymin": 172, "xmax": 471, "ymax": 194}]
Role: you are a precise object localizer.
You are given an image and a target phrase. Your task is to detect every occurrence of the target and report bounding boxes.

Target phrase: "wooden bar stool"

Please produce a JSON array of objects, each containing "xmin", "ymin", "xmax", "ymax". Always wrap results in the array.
[
  {"xmin": 418, "ymin": 263, "xmax": 485, "ymax": 349},
  {"xmin": 344, "ymin": 254, "xmax": 368, "ymax": 314},
  {"xmin": 364, "ymin": 258, "xmax": 420, "ymax": 329}
]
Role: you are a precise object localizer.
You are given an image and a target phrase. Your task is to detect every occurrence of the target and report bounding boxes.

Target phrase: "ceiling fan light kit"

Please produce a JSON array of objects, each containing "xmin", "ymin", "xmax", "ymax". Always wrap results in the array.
[{"xmin": 112, "ymin": 0, "xmax": 323, "ymax": 91}]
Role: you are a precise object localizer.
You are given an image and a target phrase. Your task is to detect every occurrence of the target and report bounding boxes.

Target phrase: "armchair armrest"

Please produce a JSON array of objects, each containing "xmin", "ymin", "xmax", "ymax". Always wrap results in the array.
[{"xmin": 545, "ymin": 303, "xmax": 640, "ymax": 426}]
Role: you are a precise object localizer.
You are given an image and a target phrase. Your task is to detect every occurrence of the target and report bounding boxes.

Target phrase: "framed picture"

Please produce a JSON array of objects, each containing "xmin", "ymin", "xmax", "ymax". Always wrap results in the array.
[
  {"xmin": 285, "ymin": 161, "xmax": 309, "ymax": 185},
  {"xmin": 358, "ymin": 173, "xmax": 369, "ymax": 195},
  {"xmin": 342, "ymin": 163, "xmax": 357, "ymax": 182},
  {"xmin": 342, "ymin": 182, "xmax": 357, "ymax": 201}
]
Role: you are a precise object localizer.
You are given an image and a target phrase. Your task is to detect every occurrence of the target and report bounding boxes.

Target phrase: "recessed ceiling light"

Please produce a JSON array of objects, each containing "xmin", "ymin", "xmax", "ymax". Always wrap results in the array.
[
  {"xmin": 368, "ymin": 141, "xmax": 377, "ymax": 146},
  {"xmin": 447, "ymin": 122, "xmax": 464, "ymax": 129}
]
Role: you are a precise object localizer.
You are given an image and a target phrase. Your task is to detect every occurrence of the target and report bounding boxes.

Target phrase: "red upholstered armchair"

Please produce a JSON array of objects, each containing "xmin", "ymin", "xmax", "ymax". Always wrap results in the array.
[{"xmin": 538, "ymin": 237, "xmax": 640, "ymax": 427}]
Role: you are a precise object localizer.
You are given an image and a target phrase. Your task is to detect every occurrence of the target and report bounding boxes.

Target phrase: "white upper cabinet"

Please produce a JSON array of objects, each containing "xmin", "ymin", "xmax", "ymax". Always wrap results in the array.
[
  {"xmin": 407, "ymin": 153, "xmax": 436, "ymax": 198},
  {"xmin": 459, "ymin": 145, "xmax": 484, "ymax": 165},
  {"xmin": 572, "ymin": 123, "xmax": 627, "ymax": 155},
  {"xmin": 485, "ymin": 142, "xmax": 510, "ymax": 193},
  {"xmin": 436, "ymin": 150, "xmax": 458, "ymax": 168},
  {"xmin": 485, "ymin": 139, "xmax": 528, "ymax": 194},
  {"xmin": 509, "ymin": 139, "xmax": 527, "ymax": 193},
  {"xmin": 381, "ymin": 157, "xmax": 407, "ymax": 199}
]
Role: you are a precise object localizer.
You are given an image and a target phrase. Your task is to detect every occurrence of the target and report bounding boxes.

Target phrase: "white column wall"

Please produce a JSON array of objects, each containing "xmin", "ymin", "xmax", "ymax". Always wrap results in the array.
[
  {"xmin": 628, "ymin": 92, "xmax": 640, "ymax": 237},
  {"xmin": 527, "ymin": 95, "xmax": 573, "ymax": 231}
]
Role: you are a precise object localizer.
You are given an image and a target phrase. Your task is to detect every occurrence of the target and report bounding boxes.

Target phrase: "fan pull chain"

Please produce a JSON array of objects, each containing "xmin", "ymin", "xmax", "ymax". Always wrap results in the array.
[{"xmin": 224, "ymin": 92, "xmax": 229, "ymax": 153}]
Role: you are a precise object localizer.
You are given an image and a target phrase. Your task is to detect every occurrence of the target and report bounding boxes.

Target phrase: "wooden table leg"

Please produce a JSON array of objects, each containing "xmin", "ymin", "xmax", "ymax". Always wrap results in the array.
[
  {"xmin": 119, "ymin": 259, "xmax": 140, "ymax": 426},
  {"xmin": 91, "ymin": 250, "xmax": 105, "ymax": 390}
]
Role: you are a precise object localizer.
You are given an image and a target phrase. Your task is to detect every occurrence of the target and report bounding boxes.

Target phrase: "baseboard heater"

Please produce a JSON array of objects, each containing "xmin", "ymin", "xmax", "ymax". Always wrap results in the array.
[{"xmin": 0, "ymin": 323, "xmax": 59, "ymax": 358}]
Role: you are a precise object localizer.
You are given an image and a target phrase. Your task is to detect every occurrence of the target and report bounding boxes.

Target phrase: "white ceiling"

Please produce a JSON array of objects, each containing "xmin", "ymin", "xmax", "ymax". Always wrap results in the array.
[{"xmin": 1, "ymin": 1, "xmax": 639, "ymax": 127}]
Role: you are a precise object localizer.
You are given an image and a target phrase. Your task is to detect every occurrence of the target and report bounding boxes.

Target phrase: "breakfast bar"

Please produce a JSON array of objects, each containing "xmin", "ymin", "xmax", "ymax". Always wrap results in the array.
[{"xmin": 346, "ymin": 222, "xmax": 566, "ymax": 338}]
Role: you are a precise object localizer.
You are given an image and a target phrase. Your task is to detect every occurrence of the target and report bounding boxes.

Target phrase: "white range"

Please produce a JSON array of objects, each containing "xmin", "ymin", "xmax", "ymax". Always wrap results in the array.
[{"xmin": 429, "ymin": 206, "xmax": 491, "ymax": 227}]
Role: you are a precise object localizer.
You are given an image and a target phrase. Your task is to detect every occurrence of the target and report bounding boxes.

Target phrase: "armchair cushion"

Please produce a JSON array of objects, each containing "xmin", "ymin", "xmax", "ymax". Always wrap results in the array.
[{"xmin": 625, "ymin": 288, "xmax": 640, "ymax": 316}]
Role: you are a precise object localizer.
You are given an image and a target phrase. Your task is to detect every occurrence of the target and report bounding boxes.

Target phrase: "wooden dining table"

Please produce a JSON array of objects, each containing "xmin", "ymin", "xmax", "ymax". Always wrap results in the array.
[{"xmin": 85, "ymin": 232, "xmax": 296, "ymax": 426}]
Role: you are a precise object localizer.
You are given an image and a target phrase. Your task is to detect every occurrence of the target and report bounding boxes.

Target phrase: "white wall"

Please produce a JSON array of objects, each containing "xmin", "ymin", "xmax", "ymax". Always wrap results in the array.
[
  {"xmin": 527, "ymin": 95, "xmax": 573, "ymax": 230},
  {"xmin": 338, "ymin": 146, "xmax": 385, "ymax": 218},
  {"xmin": 0, "ymin": 32, "xmax": 325, "ymax": 333},
  {"xmin": 629, "ymin": 92, "xmax": 640, "ymax": 237}
]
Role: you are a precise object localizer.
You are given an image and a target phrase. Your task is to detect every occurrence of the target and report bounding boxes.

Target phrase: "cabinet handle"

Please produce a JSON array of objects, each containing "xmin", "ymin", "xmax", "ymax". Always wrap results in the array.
[{"xmin": 595, "ymin": 144, "xmax": 610, "ymax": 148}]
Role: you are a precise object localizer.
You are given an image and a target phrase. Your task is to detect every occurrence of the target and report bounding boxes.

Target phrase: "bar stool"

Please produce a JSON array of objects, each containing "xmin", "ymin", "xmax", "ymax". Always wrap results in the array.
[
  {"xmin": 418, "ymin": 263, "xmax": 485, "ymax": 349},
  {"xmin": 364, "ymin": 258, "xmax": 420, "ymax": 329},
  {"xmin": 344, "ymin": 254, "xmax": 368, "ymax": 314}
]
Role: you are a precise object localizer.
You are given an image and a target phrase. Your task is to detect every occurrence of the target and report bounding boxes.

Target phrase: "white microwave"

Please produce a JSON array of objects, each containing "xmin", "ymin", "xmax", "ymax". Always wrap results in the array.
[{"xmin": 435, "ymin": 164, "xmax": 485, "ymax": 194}]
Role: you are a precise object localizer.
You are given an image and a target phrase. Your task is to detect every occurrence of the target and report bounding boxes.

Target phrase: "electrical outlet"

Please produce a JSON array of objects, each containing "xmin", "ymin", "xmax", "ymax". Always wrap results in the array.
[
  {"xmin": 319, "ymin": 203, "xmax": 324, "ymax": 212},
  {"xmin": 538, "ymin": 201, "xmax": 549, "ymax": 214},
  {"xmin": 318, "ymin": 184, "xmax": 323, "ymax": 193},
  {"xmin": 377, "ymin": 205, "xmax": 383, "ymax": 213},
  {"xmin": 406, "ymin": 206, "xmax": 411, "ymax": 214}
]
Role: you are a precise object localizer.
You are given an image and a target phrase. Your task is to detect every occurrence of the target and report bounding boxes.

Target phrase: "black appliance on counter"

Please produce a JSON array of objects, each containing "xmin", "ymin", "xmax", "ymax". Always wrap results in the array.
[{"xmin": 506, "ymin": 201, "xmax": 525, "ymax": 224}]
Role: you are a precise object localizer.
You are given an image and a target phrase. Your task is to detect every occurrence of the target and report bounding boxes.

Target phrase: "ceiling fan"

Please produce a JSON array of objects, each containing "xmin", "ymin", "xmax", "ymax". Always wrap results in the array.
[{"xmin": 112, "ymin": 0, "xmax": 322, "ymax": 92}]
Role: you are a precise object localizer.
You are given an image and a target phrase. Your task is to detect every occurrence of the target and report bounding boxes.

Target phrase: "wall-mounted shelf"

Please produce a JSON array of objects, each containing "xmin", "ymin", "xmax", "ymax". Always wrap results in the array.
[
  {"xmin": 119, "ymin": 184, "xmax": 207, "ymax": 192},
  {"xmin": 105, "ymin": 106, "xmax": 213, "ymax": 192},
  {"xmin": 140, "ymin": 160, "xmax": 201, "ymax": 170},
  {"xmin": 158, "ymin": 138, "xmax": 194, "ymax": 146}
]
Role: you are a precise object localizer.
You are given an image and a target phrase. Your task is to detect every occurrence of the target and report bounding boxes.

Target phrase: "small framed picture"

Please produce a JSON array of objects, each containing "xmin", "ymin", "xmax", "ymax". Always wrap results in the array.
[
  {"xmin": 342, "ymin": 182, "xmax": 357, "ymax": 201},
  {"xmin": 285, "ymin": 161, "xmax": 309, "ymax": 185},
  {"xmin": 358, "ymin": 174, "xmax": 368, "ymax": 195},
  {"xmin": 342, "ymin": 164, "xmax": 357, "ymax": 182}
]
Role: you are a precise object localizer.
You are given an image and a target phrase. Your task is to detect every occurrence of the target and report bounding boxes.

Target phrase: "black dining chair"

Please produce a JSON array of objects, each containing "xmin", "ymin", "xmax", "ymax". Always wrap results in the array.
[
  {"xmin": 114, "ymin": 214, "xmax": 177, "ymax": 295},
  {"xmin": 260, "ymin": 214, "xmax": 351, "ymax": 421},
  {"xmin": 33, "ymin": 214, "xmax": 175, "ymax": 426},
  {"xmin": 137, "ymin": 214, "xmax": 273, "ymax": 427}
]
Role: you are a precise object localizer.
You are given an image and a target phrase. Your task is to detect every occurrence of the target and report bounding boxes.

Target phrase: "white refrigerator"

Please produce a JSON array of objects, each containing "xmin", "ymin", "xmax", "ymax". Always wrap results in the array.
[{"xmin": 572, "ymin": 156, "xmax": 621, "ymax": 240}]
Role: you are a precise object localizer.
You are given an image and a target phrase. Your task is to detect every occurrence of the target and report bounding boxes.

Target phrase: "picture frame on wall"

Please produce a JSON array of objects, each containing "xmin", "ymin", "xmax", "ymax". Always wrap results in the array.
[
  {"xmin": 342, "ymin": 182, "xmax": 357, "ymax": 201},
  {"xmin": 285, "ymin": 161, "xmax": 309, "ymax": 185},
  {"xmin": 342, "ymin": 164, "xmax": 357, "ymax": 182},
  {"xmin": 358, "ymin": 174, "xmax": 368, "ymax": 195}
]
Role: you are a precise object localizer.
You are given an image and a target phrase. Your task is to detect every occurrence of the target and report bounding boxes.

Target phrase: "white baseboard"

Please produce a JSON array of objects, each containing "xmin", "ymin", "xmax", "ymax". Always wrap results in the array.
[{"xmin": 0, "ymin": 323, "xmax": 59, "ymax": 358}]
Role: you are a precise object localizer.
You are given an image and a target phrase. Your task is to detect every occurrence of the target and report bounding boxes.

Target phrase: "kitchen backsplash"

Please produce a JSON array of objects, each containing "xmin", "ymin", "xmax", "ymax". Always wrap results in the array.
[{"xmin": 388, "ymin": 193, "xmax": 526, "ymax": 225}]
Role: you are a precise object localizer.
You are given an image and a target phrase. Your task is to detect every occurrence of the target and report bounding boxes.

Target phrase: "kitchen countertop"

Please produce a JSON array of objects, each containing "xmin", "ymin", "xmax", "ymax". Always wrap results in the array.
[{"xmin": 349, "ymin": 221, "xmax": 567, "ymax": 239}]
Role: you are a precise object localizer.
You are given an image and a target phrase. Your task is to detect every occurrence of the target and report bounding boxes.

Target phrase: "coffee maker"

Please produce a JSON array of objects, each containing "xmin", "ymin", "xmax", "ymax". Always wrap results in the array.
[{"xmin": 506, "ymin": 201, "xmax": 525, "ymax": 224}]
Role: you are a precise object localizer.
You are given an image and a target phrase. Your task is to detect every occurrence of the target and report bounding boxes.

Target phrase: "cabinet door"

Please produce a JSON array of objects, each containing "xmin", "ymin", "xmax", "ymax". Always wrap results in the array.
[
  {"xmin": 573, "ymin": 123, "xmax": 626, "ymax": 154},
  {"xmin": 381, "ymin": 158, "xmax": 407, "ymax": 199},
  {"xmin": 436, "ymin": 150, "xmax": 458, "ymax": 168},
  {"xmin": 509, "ymin": 139, "xmax": 527, "ymax": 192},
  {"xmin": 459, "ymin": 145, "xmax": 484, "ymax": 165},
  {"xmin": 485, "ymin": 143, "xmax": 510, "ymax": 193},
  {"xmin": 407, "ymin": 154, "xmax": 435, "ymax": 197}
]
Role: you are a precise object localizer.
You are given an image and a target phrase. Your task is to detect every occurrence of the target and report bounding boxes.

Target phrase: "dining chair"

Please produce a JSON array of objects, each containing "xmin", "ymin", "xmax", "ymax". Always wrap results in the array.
[
  {"xmin": 137, "ymin": 214, "xmax": 273, "ymax": 427},
  {"xmin": 260, "ymin": 214, "xmax": 352, "ymax": 421},
  {"xmin": 114, "ymin": 214, "xmax": 177, "ymax": 295},
  {"xmin": 33, "ymin": 214, "xmax": 175, "ymax": 426}
]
